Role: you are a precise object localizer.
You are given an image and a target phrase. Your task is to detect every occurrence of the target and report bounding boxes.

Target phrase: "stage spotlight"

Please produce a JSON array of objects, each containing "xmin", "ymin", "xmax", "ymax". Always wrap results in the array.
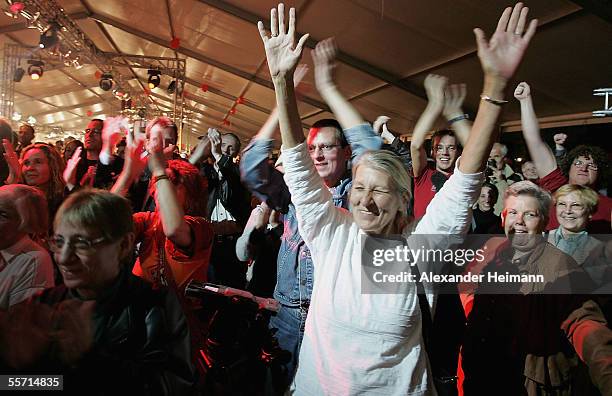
[
  {"xmin": 99, "ymin": 73, "xmax": 114, "ymax": 91},
  {"xmin": 13, "ymin": 67, "xmax": 25, "ymax": 82},
  {"xmin": 148, "ymin": 69, "xmax": 161, "ymax": 89},
  {"xmin": 167, "ymin": 80, "xmax": 176, "ymax": 94},
  {"xmin": 39, "ymin": 23, "xmax": 60, "ymax": 49},
  {"xmin": 27, "ymin": 60, "xmax": 44, "ymax": 80}
]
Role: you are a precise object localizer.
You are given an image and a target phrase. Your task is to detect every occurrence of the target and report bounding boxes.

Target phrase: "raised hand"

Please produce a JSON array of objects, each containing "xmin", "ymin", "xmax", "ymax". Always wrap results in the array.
[
  {"xmin": 101, "ymin": 116, "xmax": 129, "ymax": 153},
  {"xmin": 63, "ymin": 146, "xmax": 82, "ymax": 187},
  {"xmin": 124, "ymin": 127, "xmax": 147, "ymax": 179},
  {"xmin": 208, "ymin": 128, "xmax": 222, "ymax": 161},
  {"xmin": 257, "ymin": 3, "xmax": 309, "ymax": 79},
  {"xmin": 474, "ymin": 3, "xmax": 538, "ymax": 81},
  {"xmin": 443, "ymin": 83, "xmax": 468, "ymax": 119},
  {"xmin": 2, "ymin": 138, "xmax": 21, "ymax": 184},
  {"xmin": 514, "ymin": 81, "xmax": 531, "ymax": 101},
  {"xmin": 312, "ymin": 38, "xmax": 338, "ymax": 91},
  {"xmin": 146, "ymin": 125, "xmax": 166, "ymax": 176},
  {"xmin": 424, "ymin": 74, "xmax": 448, "ymax": 112},
  {"xmin": 553, "ymin": 133, "xmax": 567, "ymax": 146}
]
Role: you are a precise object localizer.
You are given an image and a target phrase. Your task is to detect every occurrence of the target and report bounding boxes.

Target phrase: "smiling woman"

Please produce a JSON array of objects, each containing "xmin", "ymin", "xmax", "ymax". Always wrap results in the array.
[{"xmin": 0, "ymin": 189, "xmax": 198, "ymax": 394}]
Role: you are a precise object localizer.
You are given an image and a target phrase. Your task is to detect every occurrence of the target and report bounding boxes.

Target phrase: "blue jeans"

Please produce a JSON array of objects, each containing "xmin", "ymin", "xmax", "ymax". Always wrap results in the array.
[{"xmin": 268, "ymin": 303, "xmax": 308, "ymax": 394}]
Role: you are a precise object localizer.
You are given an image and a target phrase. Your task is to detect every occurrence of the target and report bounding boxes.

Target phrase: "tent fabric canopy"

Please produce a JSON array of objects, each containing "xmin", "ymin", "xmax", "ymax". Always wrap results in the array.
[{"xmin": 1, "ymin": 0, "xmax": 610, "ymax": 149}]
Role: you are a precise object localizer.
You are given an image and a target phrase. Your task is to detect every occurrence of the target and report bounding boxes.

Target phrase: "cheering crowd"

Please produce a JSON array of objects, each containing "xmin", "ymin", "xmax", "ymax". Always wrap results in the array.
[{"xmin": 0, "ymin": 2, "xmax": 610, "ymax": 395}]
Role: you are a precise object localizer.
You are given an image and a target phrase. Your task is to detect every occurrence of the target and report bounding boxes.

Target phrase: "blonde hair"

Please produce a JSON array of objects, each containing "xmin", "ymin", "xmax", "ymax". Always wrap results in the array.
[
  {"xmin": 553, "ymin": 184, "xmax": 599, "ymax": 215},
  {"xmin": 504, "ymin": 180, "xmax": 552, "ymax": 226},
  {"xmin": 352, "ymin": 150, "xmax": 412, "ymax": 230}
]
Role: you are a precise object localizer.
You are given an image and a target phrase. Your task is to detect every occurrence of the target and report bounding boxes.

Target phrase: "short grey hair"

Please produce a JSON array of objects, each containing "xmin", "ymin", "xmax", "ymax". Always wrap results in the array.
[
  {"xmin": 492, "ymin": 142, "xmax": 508, "ymax": 157},
  {"xmin": 504, "ymin": 180, "xmax": 551, "ymax": 226},
  {"xmin": 353, "ymin": 150, "xmax": 412, "ymax": 200},
  {"xmin": 0, "ymin": 184, "xmax": 48, "ymax": 234}
]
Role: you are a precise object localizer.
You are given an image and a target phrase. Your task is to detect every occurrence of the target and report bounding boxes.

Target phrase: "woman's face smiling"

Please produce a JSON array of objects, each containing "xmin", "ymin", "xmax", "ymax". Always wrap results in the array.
[{"xmin": 350, "ymin": 165, "xmax": 405, "ymax": 236}]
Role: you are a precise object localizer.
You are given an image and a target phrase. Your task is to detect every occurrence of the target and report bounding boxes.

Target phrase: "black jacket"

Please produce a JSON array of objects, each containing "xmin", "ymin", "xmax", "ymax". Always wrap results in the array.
[
  {"xmin": 200, "ymin": 155, "xmax": 250, "ymax": 226},
  {"xmin": 34, "ymin": 270, "xmax": 196, "ymax": 395}
]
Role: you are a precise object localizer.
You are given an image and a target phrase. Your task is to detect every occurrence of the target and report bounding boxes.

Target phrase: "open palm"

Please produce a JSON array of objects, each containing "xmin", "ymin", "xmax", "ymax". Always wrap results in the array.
[
  {"xmin": 474, "ymin": 3, "xmax": 538, "ymax": 80},
  {"xmin": 258, "ymin": 4, "xmax": 309, "ymax": 78}
]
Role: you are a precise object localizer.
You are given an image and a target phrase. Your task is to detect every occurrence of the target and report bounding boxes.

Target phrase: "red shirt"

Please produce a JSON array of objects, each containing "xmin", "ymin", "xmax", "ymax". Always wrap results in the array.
[
  {"xmin": 539, "ymin": 167, "xmax": 611, "ymax": 233},
  {"xmin": 132, "ymin": 212, "xmax": 214, "ymax": 290},
  {"xmin": 413, "ymin": 166, "xmax": 451, "ymax": 219}
]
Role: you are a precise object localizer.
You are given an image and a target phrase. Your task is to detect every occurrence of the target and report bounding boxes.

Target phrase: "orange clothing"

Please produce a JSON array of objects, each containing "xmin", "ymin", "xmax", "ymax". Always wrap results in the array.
[{"xmin": 132, "ymin": 212, "xmax": 214, "ymax": 291}]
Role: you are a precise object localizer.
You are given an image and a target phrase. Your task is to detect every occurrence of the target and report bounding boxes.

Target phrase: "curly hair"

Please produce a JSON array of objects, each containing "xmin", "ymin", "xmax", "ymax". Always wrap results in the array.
[
  {"xmin": 561, "ymin": 145, "xmax": 609, "ymax": 188},
  {"xmin": 149, "ymin": 159, "xmax": 208, "ymax": 217},
  {"xmin": 20, "ymin": 143, "xmax": 66, "ymax": 207}
]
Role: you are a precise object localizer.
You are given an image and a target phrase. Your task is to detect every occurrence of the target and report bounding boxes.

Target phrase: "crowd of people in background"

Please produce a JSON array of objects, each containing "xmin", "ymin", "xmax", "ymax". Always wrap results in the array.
[{"xmin": 0, "ymin": 2, "xmax": 610, "ymax": 395}]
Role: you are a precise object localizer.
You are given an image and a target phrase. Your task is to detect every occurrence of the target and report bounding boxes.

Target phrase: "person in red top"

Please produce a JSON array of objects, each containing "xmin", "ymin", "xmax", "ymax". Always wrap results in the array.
[
  {"xmin": 111, "ymin": 122, "xmax": 213, "ymax": 292},
  {"xmin": 514, "ymin": 81, "xmax": 611, "ymax": 233},
  {"xmin": 410, "ymin": 74, "xmax": 471, "ymax": 219}
]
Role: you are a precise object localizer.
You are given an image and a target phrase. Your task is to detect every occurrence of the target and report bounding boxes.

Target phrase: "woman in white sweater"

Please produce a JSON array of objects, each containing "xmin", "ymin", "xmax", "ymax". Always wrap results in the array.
[{"xmin": 257, "ymin": 3, "xmax": 538, "ymax": 394}]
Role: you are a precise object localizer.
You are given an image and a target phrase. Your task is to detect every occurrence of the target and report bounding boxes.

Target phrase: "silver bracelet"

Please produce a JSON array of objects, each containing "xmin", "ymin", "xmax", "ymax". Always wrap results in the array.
[
  {"xmin": 480, "ymin": 94, "xmax": 509, "ymax": 106},
  {"xmin": 448, "ymin": 114, "xmax": 470, "ymax": 125}
]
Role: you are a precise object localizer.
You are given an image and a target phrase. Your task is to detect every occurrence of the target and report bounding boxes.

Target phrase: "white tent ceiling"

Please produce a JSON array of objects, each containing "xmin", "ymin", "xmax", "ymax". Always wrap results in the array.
[{"xmin": 1, "ymin": 0, "xmax": 611, "ymax": 150}]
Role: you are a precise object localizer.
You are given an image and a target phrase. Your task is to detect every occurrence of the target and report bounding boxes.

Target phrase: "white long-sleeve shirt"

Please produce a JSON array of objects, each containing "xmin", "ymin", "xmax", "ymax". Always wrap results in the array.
[{"xmin": 282, "ymin": 142, "xmax": 483, "ymax": 395}]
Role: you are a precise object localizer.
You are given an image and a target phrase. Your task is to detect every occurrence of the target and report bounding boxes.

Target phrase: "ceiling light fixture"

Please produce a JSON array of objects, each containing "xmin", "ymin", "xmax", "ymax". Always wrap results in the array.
[
  {"xmin": 27, "ymin": 60, "xmax": 44, "ymax": 80},
  {"xmin": 147, "ymin": 69, "xmax": 161, "ymax": 89},
  {"xmin": 13, "ymin": 67, "xmax": 25, "ymax": 82},
  {"xmin": 39, "ymin": 22, "xmax": 61, "ymax": 49},
  {"xmin": 99, "ymin": 73, "xmax": 114, "ymax": 91}
]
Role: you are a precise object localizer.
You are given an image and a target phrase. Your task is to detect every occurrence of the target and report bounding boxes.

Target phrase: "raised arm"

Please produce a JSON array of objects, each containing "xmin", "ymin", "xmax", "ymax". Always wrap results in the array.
[
  {"xmin": 459, "ymin": 3, "xmax": 538, "ymax": 174},
  {"xmin": 410, "ymin": 74, "xmax": 447, "ymax": 177},
  {"xmin": 443, "ymin": 83, "xmax": 471, "ymax": 146},
  {"xmin": 147, "ymin": 128, "xmax": 192, "ymax": 248},
  {"xmin": 312, "ymin": 38, "xmax": 365, "ymax": 130},
  {"xmin": 257, "ymin": 4, "xmax": 309, "ymax": 148},
  {"xmin": 2, "ymin": 139, "xmax": 22, "ymax": 184},
  {"xmin": 514, "ymin": 81, "xmax": 557, "ymax": 177}
]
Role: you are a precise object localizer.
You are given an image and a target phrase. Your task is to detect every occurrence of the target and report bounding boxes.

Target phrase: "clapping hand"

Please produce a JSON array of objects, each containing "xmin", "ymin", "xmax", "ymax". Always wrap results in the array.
[
  {"xmin": 63, "ymin": 146, "xmax": 82, "ymax": 187},
  {"xmin": 424, "ymin": 74, "xmax": 448, "ymax": 112},
  {"xmin": 474, "ymin": 3, "xmax": 538, "ymax": 81},
  {"xmin": 2, "ymin": 138, "xmax": 21, "ymax": 184},
  {"xmin": 312, "ymin": 38, "xmax": 338, "ymax": 92},
  {"xmin": 258, "ymin": 3, "xmax": 309, "ymax": 79},
  {"xmin": 443, "ymin": 83, "xmax": 468, "ymax": 120}
]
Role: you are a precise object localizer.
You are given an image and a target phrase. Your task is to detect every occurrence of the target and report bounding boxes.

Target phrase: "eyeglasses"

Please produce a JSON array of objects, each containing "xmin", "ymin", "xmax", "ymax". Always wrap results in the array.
[
  {"xmin": 49, "ymin": 235, "xmax": 107, "ymax": 254},
  {"xmin": 307, "ymin": 144, "xmax": 340, "ymax": 153},
  {"xmin": 85, "ymin": 128, "xmax": 102, "ymax": 135},
  {"xmin": 573, "ymin": 160, "xmax": 598, "ymax": 171}
]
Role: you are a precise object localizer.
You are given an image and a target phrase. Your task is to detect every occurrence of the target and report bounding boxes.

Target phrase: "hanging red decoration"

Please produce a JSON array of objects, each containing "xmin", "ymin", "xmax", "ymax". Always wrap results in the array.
[
  {"xmin": 229, "ymin": 108, "xmax": 236, "ymax": 115},
  {"xmin": 200, "ymin": 83, "xmax": 209, "ymax": 92},
  {"xmin": 94, "ymin": 70, "xmax": 102, "ymax": 79},
  {"xmin": 9, "ymin": 2, "xmax": 24, "ymax": 13},
  {"xmin": 86, "ymin": 110, "xmax": 93, "ymax": 117},
  {"xmin": 222, "ymin": 119, "xmax": 231, "ymax": 126},
  {"xmin": 170, "ymin": 37, "xmax": 181, "ymax": 50},
  {"xmin": 235, "ymin": 96, "xmax": 245, "ymax": 104}
]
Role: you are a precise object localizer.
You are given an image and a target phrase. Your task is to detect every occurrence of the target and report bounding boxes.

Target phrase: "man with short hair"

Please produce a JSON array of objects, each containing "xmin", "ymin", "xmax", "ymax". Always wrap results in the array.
[
  {"xmin": 15, "ymin": 124, "xmax": 35, "ymax": 157},
  {"xmin": 488, "ymin": 142, "xmax": 523, "ymax": 215},
  {"xmin": 191, "ymin": 128, "xmax": 251, "ymax": 289},
  {"xmin": 410, "ymin": 74, "xmax": 471, "ymax": 219}
]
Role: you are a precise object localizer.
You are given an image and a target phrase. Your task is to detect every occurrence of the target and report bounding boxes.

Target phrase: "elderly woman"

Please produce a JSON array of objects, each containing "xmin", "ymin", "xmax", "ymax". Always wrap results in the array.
[
  {"xmin": 258, "ymin": 3, "xmax": 537, "ymax": 394},
  {"xmin": 2, "ymin": 141, "xmax": 66, "ymax": 222},
  {"xmin": 549, "ymin": 184, "xmax": 604, "ymax": 283},
  {"xmin": 0, "ymin": 189, "xmax": 196, "ymax": 393},
  {"xmin": 0, "ymin": 185, "xmax": 53, "ymax": 308}
]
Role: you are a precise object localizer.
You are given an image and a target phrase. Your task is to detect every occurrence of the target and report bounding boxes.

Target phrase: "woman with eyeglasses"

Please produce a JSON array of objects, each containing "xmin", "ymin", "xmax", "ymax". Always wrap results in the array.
[
  {"xmin": 515, "ymin": 81, "xmax": 611, "ymax": 233},
  {"xmin": 0, "ymin": 188, "xmax": 196, "ymax": 394},
  {"xmin": 548, "ymin": 184, "xmax": 605, "ymax": 285},
  {"xmin": 1, "ymin": 141, "xmax": 66, "ymax": 226}
]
